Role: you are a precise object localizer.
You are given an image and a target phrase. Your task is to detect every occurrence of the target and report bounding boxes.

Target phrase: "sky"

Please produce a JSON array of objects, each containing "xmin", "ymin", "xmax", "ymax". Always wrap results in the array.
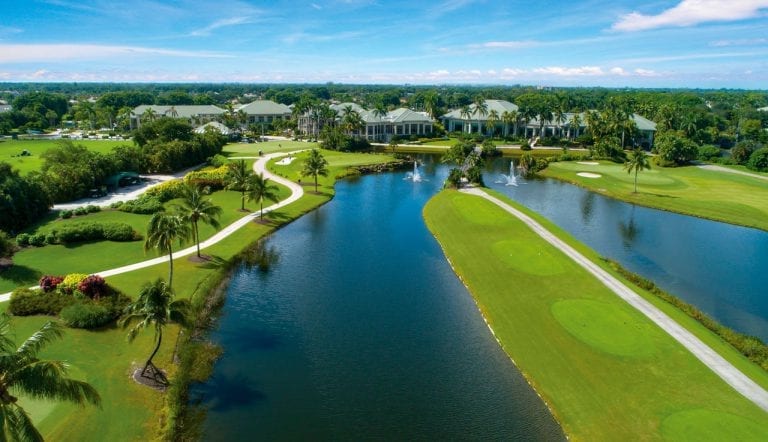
[{"xmin": 1, "ymin": 0, "xmax": 767, "ymax": 88}]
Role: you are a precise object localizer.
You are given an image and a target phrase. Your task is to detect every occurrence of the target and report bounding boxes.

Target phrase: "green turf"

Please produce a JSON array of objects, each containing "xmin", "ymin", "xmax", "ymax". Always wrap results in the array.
[
  {"xmin": 423, "ymin": 189, "xmax": 768, "ymax": 440},
  {"xmin": 543, "ymin": 160, "xmax": 768, "ymax": 231},
  {"xmin": 0, "ymin": 139, "xmax": 131, "ymax": 175}
]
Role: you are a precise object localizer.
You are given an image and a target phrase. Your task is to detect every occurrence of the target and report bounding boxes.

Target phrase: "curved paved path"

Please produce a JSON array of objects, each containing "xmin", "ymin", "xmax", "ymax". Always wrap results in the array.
[
  {"xmin": 460, "ymin": 186, "xmax": 768, "ymax": 413},
  {"xmin": 0, "ymin": 152, "xmax": 304, "ymax": 302}
]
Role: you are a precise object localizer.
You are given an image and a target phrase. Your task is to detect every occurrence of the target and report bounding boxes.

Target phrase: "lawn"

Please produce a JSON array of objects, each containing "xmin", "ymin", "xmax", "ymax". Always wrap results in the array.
[
  {"xmin": 1, "ymin": 148, "xmax": 398, "ymax": 440},
  {"xmin": 542, "ymin": 160, "xmax": 768, "ymax": 231},
  {"xmin": 423, "ymin": 189, "xmax": 768, "ymax": 440},
  {"xmin": 222, "ymin": 139, "xmax": 312, "ymax": 157},
  {"xmin": 0, "ymin": 139, "xmax": 130, "ymax": 175}
]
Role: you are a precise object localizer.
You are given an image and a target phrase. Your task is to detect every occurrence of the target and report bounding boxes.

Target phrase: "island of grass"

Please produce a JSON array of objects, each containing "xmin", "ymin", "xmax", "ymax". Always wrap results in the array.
[
  {"xmin": 0, "ymin": 143, "xmax": 399, "ymax": 440},
  {"xmin": 423, "ymin": 189, "xmax": 768, "ymax": 440},
  {"xmin": 542, "ymin": 160, "xmax": 768, "ymax": 231}
]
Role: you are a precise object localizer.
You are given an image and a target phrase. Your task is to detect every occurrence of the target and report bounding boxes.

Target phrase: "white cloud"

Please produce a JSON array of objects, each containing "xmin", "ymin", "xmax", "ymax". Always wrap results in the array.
[
  {"xmin": 634, "ymin": 68, "xmax": 661, "ymax": 77},
  {"xmin": 476, "ymin": 40, "xmax": 539, "ymax": 49},
  {"xmin": 311, "ymin": 3, "xmax": 322, "ymax": 9},
  {"xmin": 0, "ymin": 44, "xmax": 232, "ymax": 63},
  {"xmin": 610, "ymin": 67, "xmax": 628, "ymax": 76},
  {"xmin": 190, "ymin": 17, "xmax": 252, "ymax": 37},
  {"xmin": 710, "ymin": 37, "xmax": 768, "ymax": 46},
  {"xmin": 534, "ymin": 66, "xmax": 606, "ymax": 76},
  {"xmin": 612, "ymin": 0, "xmax": 768, "ymax": 32}
]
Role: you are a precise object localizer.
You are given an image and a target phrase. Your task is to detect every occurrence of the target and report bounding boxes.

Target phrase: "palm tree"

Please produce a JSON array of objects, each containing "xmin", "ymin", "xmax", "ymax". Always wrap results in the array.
[
  {"xmin": 372, "ymin": 103, "xmax": 388, "ymax": 141},
  {"xmin": 570, "ymin": 113, "xmax": 582, "ymax": 139},
  {"xmin": 423, "ymin": 91, "xmax": 439, "ymax": 119},
  {"xmin": 624, "ymin": 148, "xmax": 651, "ymax": 193},
  {"xmin": 144, "ymin": 213, "xmax": 191, "ymax": 289},
  {"xmin": 247, "ymin": 173, "xmax": 280, "ymax": 219},
  {"xmin": 486, "ymin": 109, "xmax": 499, "ymax": 138},
  {"xmin": 175, "ymin": 184, "xmax": 222, "ymax": 258},
  {"xmin": 301, "ymin": 149, "xmax": 329, "ymax": 193},
  {"xmin": 142, "ymin": 107, "xmax": 157, "ymax": 124},
  {"xmin": 76, "ymin": 101, "xmax": 97, "ymax": 130},
  {"xmin": 226, "ymin": 159, "xmax": 253, "ymax": 211},
  {"xmin": 459, "ymin": 105, "xmax": 473, "ymax": 133},
  {"xmin": 501, "ymin": 111, "xmax": 514, "ymax": 137},
  {"xmin": 0, "ymin": 314, "xmax": 101, "ymax": 441},
  {"xmin": 472, "ymin": 96, "xmax": 488, "ymax": 135},
  {"xmin": 121, "ymin": 279, "xmax": 190, "ymax": 382}
]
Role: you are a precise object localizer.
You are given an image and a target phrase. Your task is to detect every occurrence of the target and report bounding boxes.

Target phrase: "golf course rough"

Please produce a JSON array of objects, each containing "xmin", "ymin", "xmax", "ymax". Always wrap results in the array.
[{"xmin": 423, "ymin": 189, "xmax": 768, "ymax": 440}]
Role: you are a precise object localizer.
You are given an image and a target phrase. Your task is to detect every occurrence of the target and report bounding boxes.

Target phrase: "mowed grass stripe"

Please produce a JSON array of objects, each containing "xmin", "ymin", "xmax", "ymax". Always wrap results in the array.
[
  {"xmin": 423, "ymin": 190, "xmax": 768, "ymax": 440},
  {"xmin": 543, "ymin": 161, "xmax": 768, "ymax": 231}
]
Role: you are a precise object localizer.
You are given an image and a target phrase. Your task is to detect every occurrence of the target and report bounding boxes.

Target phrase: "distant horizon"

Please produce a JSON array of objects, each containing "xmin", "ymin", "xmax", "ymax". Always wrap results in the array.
[{"xmin": 2, "ymin": 1, "xmax": 768, "ymax": 88}]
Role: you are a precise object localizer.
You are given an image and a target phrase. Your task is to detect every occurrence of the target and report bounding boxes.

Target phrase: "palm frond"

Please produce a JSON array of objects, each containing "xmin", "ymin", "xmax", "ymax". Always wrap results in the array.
[
  {"xmin": 0, "ymin": 403, "xmax": 44, "ymax": 442},
  {"xmin": 15, "ymin": 322, "xmax": 63, "ymax": 362},
  {"xmin": 0, "ymin": 315, "xmax": 18, "ymax": 354},
  {"xmin": 10, "ymin": 361, "xmax": 101, "ymax": 408}
]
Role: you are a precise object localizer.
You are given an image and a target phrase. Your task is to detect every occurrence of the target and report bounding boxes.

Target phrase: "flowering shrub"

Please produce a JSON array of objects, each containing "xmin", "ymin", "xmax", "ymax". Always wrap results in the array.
[
  {"xmin": 39, "ymin": 275, "xmax": 64, "ymax": 293},
  {"xmin": 77, "ymin": 275, "xmax": 107, "ymax": 300},
  {"xmin": 60, "ymin": 273, "xmax": 89, "ymax": 294},
  {"xmin": 145, "ymin": 179, "xmax": 186, "ymax": 202},
  {"xmin": 184, "ymin": 165, "xmax": 229, "ymax": 189}
]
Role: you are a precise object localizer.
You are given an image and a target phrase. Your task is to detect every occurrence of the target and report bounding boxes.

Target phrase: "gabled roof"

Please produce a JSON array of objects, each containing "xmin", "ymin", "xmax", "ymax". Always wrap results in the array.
[
  {"xmin": 386, "ymin": 108, "xmax": 432, "ymax": 124},
  {"xmin": 442, "ymin": 99, "xmax": 519, "ymax": 120},
  {"xmin": 331, "ymin": 103, "xmax": 367, "ymax": 115},
  {"xmin": 237, "ymin": 100, "xmax": 291, "ymax": 115},
  {"xmin": 132, "ymin": 105, "xmax": 225, "ymax": 118},
  {"xmin": 632, "ymin": 114, "xmax": 657, "ymax": 131},
  {"xmin": 193, "ymin": 121, "xmax": 232, "ymax": 135}
]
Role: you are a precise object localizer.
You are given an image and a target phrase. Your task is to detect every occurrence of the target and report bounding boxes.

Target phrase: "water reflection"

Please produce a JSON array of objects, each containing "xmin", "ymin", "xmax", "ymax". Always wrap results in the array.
[
  {"xmin": 618, "ymin": 207, "xmax": 640, "ymax": 249},
  {"xmin": 580, "ymin": 191, "xmax": 595, "ymax": 224}
]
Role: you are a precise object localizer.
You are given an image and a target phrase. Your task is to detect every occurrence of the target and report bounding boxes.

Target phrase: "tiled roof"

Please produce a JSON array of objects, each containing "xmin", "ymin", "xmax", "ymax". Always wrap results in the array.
[
  {"xmin": 236, "ymin": 100, "xmax": 291, "ymax": 115},
  {"xmin": 442, "ymin": 99, "xmax": 519, "ymax": 120}
]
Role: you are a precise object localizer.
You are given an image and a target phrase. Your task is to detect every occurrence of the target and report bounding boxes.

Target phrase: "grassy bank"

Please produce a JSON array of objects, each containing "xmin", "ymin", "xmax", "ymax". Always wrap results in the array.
[
  {"xmin": 1, "ymin": 146, "xmax": 398, "ymax": 440},
  {"xmin": 423, "ymin": 189, "xmax": 768, "ymax": 440},
  {"xmin": 542, "ymin": 160, "xmax": 768, "ymax": 231}
]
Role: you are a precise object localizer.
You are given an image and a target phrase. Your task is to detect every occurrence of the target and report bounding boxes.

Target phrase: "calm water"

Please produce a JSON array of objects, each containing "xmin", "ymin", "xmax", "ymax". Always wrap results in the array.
[
  {"xmin": 485, "ymin": 158, "xmax": 768, "ymax": 341},
  {"xmin": 195, "ymin": 166, "xmax": 564, "ymax": 440}
]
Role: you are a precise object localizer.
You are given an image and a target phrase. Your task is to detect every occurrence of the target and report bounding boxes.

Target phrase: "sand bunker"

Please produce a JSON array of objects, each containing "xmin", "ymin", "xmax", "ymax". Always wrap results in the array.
[
  {"xmin": 577, "ymin": 161, "xmax": 599, "ymax": 165},
  {"xmin": 275, "ymin": 156, "xmax": 295, "ymax": 166},
  {"xmin": 577, "ymin": 172, "xmax": 602, "ymax": 178}
]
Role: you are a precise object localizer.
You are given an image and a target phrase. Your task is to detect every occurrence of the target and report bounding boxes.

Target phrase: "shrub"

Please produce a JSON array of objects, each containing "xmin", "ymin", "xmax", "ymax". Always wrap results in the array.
[
  {"xmin": 102, "ymin": 223, "xmax": 140, "ymax": 241},
  {"xmin": 29, "ymin": 234, "xmax": 46, "ymax": 247},
  {"xmin": 60, "ymin": 303, "xmax": 114, "ymax": 329},
  {"xmin": 730, "ymin": 141, "xmax": 757, "ymax": 165},
  {"xmin": 119, "ymin": 195, "xmax": 164, "ymax": 214},
  {"xmin": 208, "ymin": 154, "xmax": 229, "ymax": 168},
  {"xmin": 73, "ymin": 207, "xmax": 88, "ymax": 216},
  {"xmin": 86, "ymin": 204, "xmax": 101, "ymax": 213},
  {"xmin": 697, "ymin": 145, "xmax": 722, "ymax": 161},
  {"xmin": 520, "ymin": 140, "xmax": 531, "ymax": 151},
  {"xmin": 15, "ymin": 233, "xmax": 30, "ymax": 247},
  {"xmin": 60, "ymin": 273, "xmax": 89, "ymax": 294},
  {"xmin": 45, "ymin": 233, "xmax": 58, "ymax": 245},
  {"xmin": 110, "ymin": 201, "xmax": 123, "ymax": 209},
  {"xmin": 56, "ymin": 222, "xmax": 139, "ymax": 244},
  {"xmin": 60, "ymin": 210, "xmax": 73, "ymax": 219},
  {"xmin": 145, "ymin": 179, "xmax": 187, "ymax": 202},
  {"xmin": 746, "ymin": 147, "xmax": 768, "ymax": 172},
  {"xmin": 39, "ymin": 275, "xmax": 64, "ymax": 292},
  {"xmin": 77, "ymin": 275, "xmax": 107, "ymax": 299},
  {"xmin": 184, "ymin": 167, "xmax": 228, "ymax": 190},
  {"xmin": 9, "ymin": 288, "xmax": 75, "ymax": 316}
]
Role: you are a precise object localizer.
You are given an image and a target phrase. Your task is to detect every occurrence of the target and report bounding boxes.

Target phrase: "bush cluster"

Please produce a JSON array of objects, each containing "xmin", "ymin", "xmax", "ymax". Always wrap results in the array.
[
  {"xmin": 184, "ymin": 166, "xmax": 229, "ymax": 189},
  {"xmin": 77, "ymin": 275, "xmax": 107, "ymax": 299},
  {"xmin": 57, "ymin": 222, "xmax": 139, "ymax": 243},
  {"xmin": 145, "ymin": 179, "xmax": 187, "ymax": 201},
  {"xmin": 118, "ymin": 195, "xmax": 165, "ymax": 214},
  {"xmin": 9, "ymin": 287, "xmax": 75, "ymax": 316},
  {"xmin": 59, "ymin": 303, "xmax": 113, "ymax": 329},
  {"xmin": 605, "ymin": 259, "xmax": 768, "ymax": 371},
  {"xmin": 39, "ymin": 275, "xmax": 64, "ymax": 292}
]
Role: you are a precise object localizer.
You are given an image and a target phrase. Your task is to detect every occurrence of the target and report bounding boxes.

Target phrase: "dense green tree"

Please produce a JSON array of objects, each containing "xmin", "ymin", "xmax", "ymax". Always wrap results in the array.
[
  {"xmin": 747, "ymin": 147, "xmax": 768, "ymax": 172},
  {"xmin": 246, "ymin": 173, "xmax": 280, "ymax": 219},
  {"xmin": 0, "ymin": 164, "xmax": 51, "ymax": 233},
  {"xmin": 624, "ymin": 148, "xmax": 652, "ymax": 193},
  {"xmin": 0, "ymin": 314, "xmax": 101, "ymax": 441},
  {"xmin": 175, "ymin": 184, "xmax": 222, "ymax": 258},
  {"xmin": 301, "ymin": 149, "xmax": 329, "ymax": 192},
  {"xmin": 121, "ymin": 279, "xmax": 190, "ymax": 382},
  {"xmin": 133, "ymin": 118, "xmax": 193, "ymax": 147},
  {"xmin": 144, "ymin": 213, "xmax": 191, "ymax": 289},
  {"xmin": 653, "ymin": 132, "xmax": 698, "ymax": 166}
]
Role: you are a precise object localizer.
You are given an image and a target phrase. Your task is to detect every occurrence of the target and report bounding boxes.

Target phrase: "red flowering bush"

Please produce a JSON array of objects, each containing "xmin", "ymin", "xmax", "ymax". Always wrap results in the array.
[
  {"xmin": 39, "ymin": 275, "xmax": 64, "ymax": 293},
  {"xmin": 77, "ymin": 275, "xmax": 107, "ymax": 300}
]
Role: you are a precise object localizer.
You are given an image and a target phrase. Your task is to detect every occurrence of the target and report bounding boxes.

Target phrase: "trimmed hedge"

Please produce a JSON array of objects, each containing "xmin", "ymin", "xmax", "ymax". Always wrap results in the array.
[
  {"xmin": 118, "ymin": 195, "xmax": 164, "ymax": 214},
  {"xmin": 60, "ymin": 303, "xmax": 114, "ymax": 329},
  {"xmin": 56, "ymin": 222, "xmax": 140, "ymax": 243},
  {"xmin": 9, "ymin": 288, "xmax": 75, "ymax": 316}
]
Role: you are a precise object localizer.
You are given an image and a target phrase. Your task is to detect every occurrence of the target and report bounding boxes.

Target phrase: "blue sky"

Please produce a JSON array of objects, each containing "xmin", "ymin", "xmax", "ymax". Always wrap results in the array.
[{"xmin": 1, "ymin": 0, "xmax": 767, "ymax": 87}]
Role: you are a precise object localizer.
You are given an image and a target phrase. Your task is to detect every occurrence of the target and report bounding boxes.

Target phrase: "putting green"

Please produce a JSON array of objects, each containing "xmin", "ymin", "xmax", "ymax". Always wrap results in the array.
[
  {"xmin": 661, "ymin": 409, "xmax": 768, "ymax": 441},
  {"xmin": 551, "ymin": 299, "xmax": 657, "ymax": 358},
  {"xmin": 491, "ymin": 239, "xmax": 566, "ymax": 275}
]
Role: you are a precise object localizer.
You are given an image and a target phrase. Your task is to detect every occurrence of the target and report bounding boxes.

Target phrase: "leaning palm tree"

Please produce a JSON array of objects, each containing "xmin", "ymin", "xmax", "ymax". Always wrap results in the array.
[
  {"xmin": 624, "ymin": 148, "xmax": 651, "ymax": 193},
  {"xmin": 226, "ymin": 159, "xmax": 253, "ymax": 211},
  {"xmin": 121, "ymin": 279, "xmax": 190, "ymax": 383},
  {"xmin": 0, "ymin": 314, "xmax": 101, "ymax": 441},
  {"xmin": 175, "ymin": 184, "xmax": 222, "ymax": 258},
  {"xmin": 301, "ymin": 149, "xmax": 329, "ymax": 193},
  {"xmin": 246, "ymin": 173, "xmax": 280, "ymax": 219},
  {"xmin": 144, "ymin": 213, "xmax": 191, "ymax": 290}
]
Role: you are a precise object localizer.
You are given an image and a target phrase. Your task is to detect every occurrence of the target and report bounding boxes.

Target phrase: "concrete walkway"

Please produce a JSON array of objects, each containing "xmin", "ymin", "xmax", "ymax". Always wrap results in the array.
[
  {"xmin": 697, "ymin": 164, "xmax": 768, "ymax": 181},
  {"xmin": 460, "ymin": 186, "xmax": 768, "ymax": 413},
  {"xmin": 0, "ymin": 152, "xmax": 304, "ymax": 302}
]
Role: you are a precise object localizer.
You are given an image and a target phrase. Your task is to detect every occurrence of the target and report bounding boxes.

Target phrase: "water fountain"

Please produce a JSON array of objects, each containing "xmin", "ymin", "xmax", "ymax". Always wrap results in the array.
[
  {"xmin": 495, "ymin": 160, "xmax": 518, "ymax": 186},
  {"xmin": 404, "ymin": 160, "xmax": 423, "ymax": 182}
]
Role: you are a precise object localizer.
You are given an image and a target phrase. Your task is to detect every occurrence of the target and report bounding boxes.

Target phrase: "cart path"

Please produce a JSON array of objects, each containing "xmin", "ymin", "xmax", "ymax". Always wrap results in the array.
[
  {"xmin": 0, "ymin": 152, "xmax": 303, "ymax": 302},
  {"xmin": 460, "ymin": 186, "xmax": 768, "ymax": 413}
]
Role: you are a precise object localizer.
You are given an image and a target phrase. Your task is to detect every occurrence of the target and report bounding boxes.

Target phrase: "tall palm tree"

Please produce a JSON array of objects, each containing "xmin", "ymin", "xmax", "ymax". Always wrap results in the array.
[
  {"xmin": 501, "ymin": 111, "xmax": 513, "ymax": 137},
  {"xmin": 301, "ymin": 149, "xmax": 329, "ymax": 193},
  {"xmin": 144, "ymin": 213, "xmax": 191, "ymax": 289},
  {"xmin": 423, "ymin": 91, "xmax": 439, "ymax": 119},
  {"xmin": 247, "ymin": 173, "xmax": 280, "ymax": 219},
  {"xmin": 175, "ymin": 184, "xmax": 222, "ymax": 258},
  {"xmin": 142, "ymin": 107, "xmax": 157, "ymax": 124},
  {"xmin": 121, "ymin": 279, "xmax": 190, "ymax": 381},
  {"xmin": 459, "ymin": 105, "xmax": 473, "ymax": 133},
  {"xmin": 570, "ymin": 113, "xmax": 583, "ymax": 139},
  {"xmin": 486, "ymin": 109, "xmax": 499, "ymax": 137},
  {"xmin": 0, "ymin": 314, "xmax": 101, "ymax": 441},
  {"xmin": 472, "ymin": 96, "xmax": 488, "ymax": 135},
  {"xmin": 624, "ymin": 148, "xmax": 651, "ymax": 193},
  {"xmin": 226, "ymin": 159, "xmax": 253, "ymax": 211},
  {"xmin": 372, "ymin": 103, "xmax": 388, "ymax": 141}
]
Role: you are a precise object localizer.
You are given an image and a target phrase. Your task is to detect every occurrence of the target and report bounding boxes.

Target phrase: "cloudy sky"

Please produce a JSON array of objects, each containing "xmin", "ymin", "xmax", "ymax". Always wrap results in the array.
[{"xmin": 1, "ymin": 0, "xmax": 767, "ymax": 87}]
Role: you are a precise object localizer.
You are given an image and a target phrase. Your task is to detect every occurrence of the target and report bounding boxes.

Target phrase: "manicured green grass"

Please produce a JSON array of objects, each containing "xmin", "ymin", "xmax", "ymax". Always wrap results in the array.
[
  {"xmin": 543, "ymin": 160, "xmax": 768, "ymax": 231},
  {"xmin": 423, "ymin": 189, "xmax": 768, "ymax": 440},
  {"xmin": 222, "ymin": 139, "xmax": 314, "ymax": 156},
  {"xmin": 1, "ymin": 149, "xmax": 396, "ymax": 440},
  {"xmin": 0, "ymin": 139, "xmax": 130, "ymax": 175}
]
